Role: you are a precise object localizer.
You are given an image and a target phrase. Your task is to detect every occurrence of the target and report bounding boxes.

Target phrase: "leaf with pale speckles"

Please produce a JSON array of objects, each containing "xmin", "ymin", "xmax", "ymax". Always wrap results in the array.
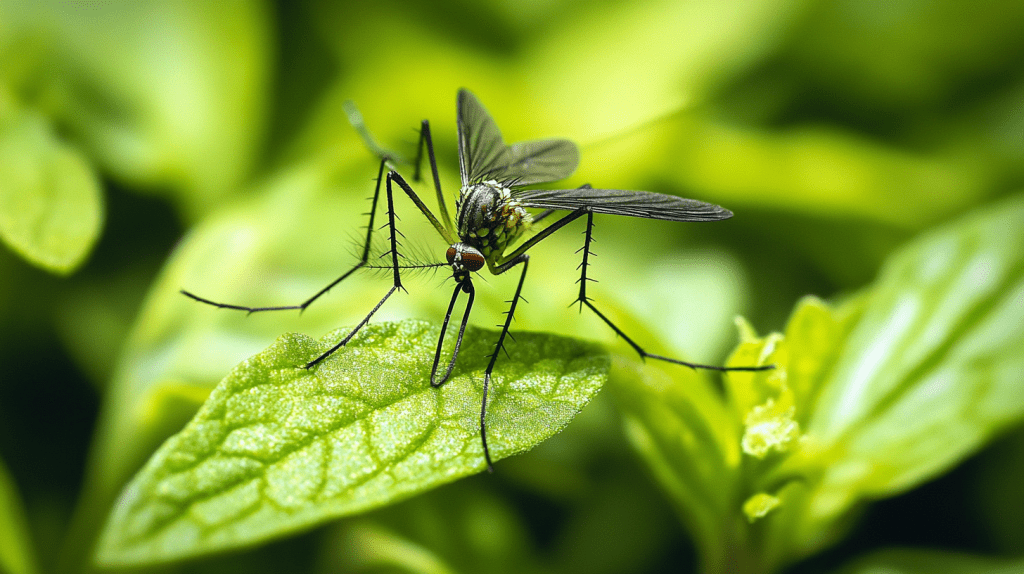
[{"xmin": 95, "ymin": 320, "xmax": 607, "ymax": 566}]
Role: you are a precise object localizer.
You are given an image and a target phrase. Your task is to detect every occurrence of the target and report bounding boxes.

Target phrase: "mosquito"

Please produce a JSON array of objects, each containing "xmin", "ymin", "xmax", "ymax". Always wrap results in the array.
[{"xmin": 183, "ymin": 89, "xmax": 773, "ymax": 471}]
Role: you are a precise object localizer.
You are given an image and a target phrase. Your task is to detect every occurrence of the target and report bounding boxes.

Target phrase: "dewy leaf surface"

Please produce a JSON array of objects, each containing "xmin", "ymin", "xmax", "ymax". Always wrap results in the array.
[
  {"xmin": 96, "ymin": 320, "xmax": 608, "ymax": 566},
  {"xmin": 0, "ymin": 96, "xmax": 103, "ymax": 274}
]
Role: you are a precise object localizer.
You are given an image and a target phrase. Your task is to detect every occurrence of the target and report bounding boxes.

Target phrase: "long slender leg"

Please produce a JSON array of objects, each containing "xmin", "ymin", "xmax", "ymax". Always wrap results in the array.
[
  {"xmin": 431, "ymin": 283, "xmax": 464, "ymax": 384},
  {"xmin": 388, "ymin": 170, "xmax": 458, "ymax": 245},
  {"xmin": 412, "ymin": 120, "xmax": 453, "ymax": 232},
  {"xmin": 575, "ymin": 212, "xmax": 772, "ymax": 373},
  {"xmin": 304, "ymin": 170, "xmax": 407, "ymax": 368},
  {"xmin": 430, "ymin": 278, "xmax": 476, "ymax": 387},
  {"xmin": 181, "ymin": 158, "xmax": 389, "ymax": 313},
  {"xmin": 305, "ymin": 284, "xmax": 398, "ymax": 368},
  {"xmin": 492, "ymin": 208, "xmax": 588, "ymax": 273},
  {"xmin": 479, "ymin": 255, "xmax": 530, "ymax": 472},
  {"xmin": 574, "ymin": 210, "xmax": 597, "ymax": 314}
]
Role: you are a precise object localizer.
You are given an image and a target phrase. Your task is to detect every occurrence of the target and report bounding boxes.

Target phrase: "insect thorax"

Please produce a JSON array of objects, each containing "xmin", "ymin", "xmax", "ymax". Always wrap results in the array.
[{"xmin": 455, "ymin": 180, "xmax": 532, "ymax": 263}]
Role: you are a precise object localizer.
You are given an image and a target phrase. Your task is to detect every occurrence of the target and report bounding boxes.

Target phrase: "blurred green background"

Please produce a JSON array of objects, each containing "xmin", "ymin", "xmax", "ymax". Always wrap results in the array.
[{"xmin": 1, "ymin": 0, "xmax": 1023, "ymax": 573}]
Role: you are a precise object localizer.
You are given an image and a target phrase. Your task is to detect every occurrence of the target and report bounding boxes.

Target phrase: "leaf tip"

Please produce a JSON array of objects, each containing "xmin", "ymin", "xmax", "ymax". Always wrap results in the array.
[{"xmin": 743, "ymin": 492, "xmax": 782, "ymax": 523}]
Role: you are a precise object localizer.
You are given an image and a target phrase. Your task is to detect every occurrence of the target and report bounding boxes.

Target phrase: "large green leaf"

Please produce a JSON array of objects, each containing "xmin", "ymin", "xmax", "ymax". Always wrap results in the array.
[
  {"xmin": 96, "ymin": 320, "xmax": 607, "ymax": 566},
  {"xmin": 0, "ymin": 94, "xmax": 102, "ymax": 274}
]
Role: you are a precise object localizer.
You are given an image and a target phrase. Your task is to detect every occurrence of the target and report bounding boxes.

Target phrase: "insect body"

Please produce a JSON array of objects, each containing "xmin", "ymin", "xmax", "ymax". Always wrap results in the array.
[
  {"xmin": 183, "ymin": 89, "xmax": 772, "ymax": 472},
  {"xmin": 455, "ymin": 180, "xmax": 532, "ymax": 266}
]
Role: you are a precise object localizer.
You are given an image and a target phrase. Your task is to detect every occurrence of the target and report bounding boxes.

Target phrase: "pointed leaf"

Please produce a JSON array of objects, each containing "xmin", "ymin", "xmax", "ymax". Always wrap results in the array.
[
  {"xmin": 808, "ymin": 194, "xmax": 1024, "ymax": 498},
  {"xmin": 0, "ymin": 98, "xmax": 103, "ymax": 274},
  {"xmin": 96, "ymin": 320, "xmax": 607, "ymax": 566}
]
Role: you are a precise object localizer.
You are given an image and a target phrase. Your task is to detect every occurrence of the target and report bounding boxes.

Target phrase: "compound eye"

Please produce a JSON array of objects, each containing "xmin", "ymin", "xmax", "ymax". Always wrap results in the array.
[
  {"xmin": 462, "ymin": 250, "xmax": 486, "ymax": 272},
  {"xmin": 446, "ymin": 246, "xmax": 457, "ymax": 264}
]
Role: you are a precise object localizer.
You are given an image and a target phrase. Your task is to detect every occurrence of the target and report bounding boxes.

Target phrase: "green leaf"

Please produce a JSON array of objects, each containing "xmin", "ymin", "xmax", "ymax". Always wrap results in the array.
[
  {"xmin": 614, "ymin": 194, "xmax": 1024, "ymax": 573},
  {"xmin": 0, "ymin": 93, "xmax": 103, "ymax": 274},
  {"xmin": 806, "ymin": 194, "xmax": 1024, "ymax": 498},
  {"xmin": 0, "ymin": 457, "xmax": 37, "ymax": 574},
  {"xmin": 321, "ymin": 480, "xmax": 539, "ymax": 574},
  {"xmin": 96, "ymin": 320, "xmax": 608, "ymax": 566},
  {"xmin": 741, "ymin": 196, "xmax": 1024, "ymax": 569},
  {"xmin": 609, "ymin": 356, "xmax": 742, "ymax": 573},
  {"xmin": 839, "ymin": 549, "xmax": 1024, "ymax": 574},
  {"xmin": 1, "ymin": 0, "xmax": 272, "ymax": 216},
  {"xmin": 323, "ymin": 522, "xmax": 459, "ymax": 574}
]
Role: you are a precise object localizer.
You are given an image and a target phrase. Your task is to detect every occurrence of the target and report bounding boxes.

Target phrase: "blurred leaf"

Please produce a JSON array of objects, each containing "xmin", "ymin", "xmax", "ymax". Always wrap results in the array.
[
  {"xmin": 298, "ymin": 0, "xmax": 804, "ymax": 159},
  {"xmin": 321, "ymin": 522, "xmax": 458, "ymax": 574},
  {"xmin": 0, "ymin": 92, "xmax": 103, "ymax": 274},
  {"xmin": 725, "ymin": 295, "xmax": 867, "ymax": 428},
  {"xmin": 783, "ymin": 1, "xmax": 1024, "ymax": 113},
  {"xmin": 322, "ymin": 479, "xmax": 539, "ymax": 574},
  {"xmin": 0, "ymin": 456, "xmax": 37, "ymax": 574},
  {"xmin": 583, "ymin": 114, "xmax": 993, "ymax": 231},
  {"xmin": 761, "ymin": 195, "xmax": 1024, "ymax": 566},
  {"xmin": 609, "ymin": 355, "xmax": 743, "ymax": 573},
  {"xmin": 610, "ymin": 295, "xmax": 866, "ymax": 573},
  {"xmin": 96, "ymin": 321, "xmax": 607, "ymax": 566},
  {"xmin": 806, "ymin": 194, "xmax": 1024, "ymax": 494},
  {"xmin": 839, "ymin": 548, "xmax": 1024, "ymax": 574},
  {"xmin": 303, "ymin": 1, "xmax": 997, "ymax": 236},
  {"xmin": 550, "ymin": 468, "xmax": 680, "ymax": 574},
  {"xmin": 616, "ymin": 194, "xmax": 1024, "ymax": 572},
  {"xmin": 521, "ymin": 0, "xmax": 806, "ymax": 141},
  {"xmin": 0, "ymin": 0, "xmax": 272, "ymax": 216}
]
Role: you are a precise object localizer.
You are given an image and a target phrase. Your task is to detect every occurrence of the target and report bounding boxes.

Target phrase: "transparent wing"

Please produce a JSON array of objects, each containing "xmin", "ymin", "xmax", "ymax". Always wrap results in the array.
[
  {"xmin": 458, "ymin": 89, "xmax": 507, "ymax": 186},
  {"xmin": 515, "ymin": 188, "xmax": 733, "ymax": 221},
  {"xmin": 457, "ymin": 89, "xmax": 580, "ymax": 186},
  {"xmin": 502, "ymin": 139, "xmax": 579, "ymax": 186}
]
